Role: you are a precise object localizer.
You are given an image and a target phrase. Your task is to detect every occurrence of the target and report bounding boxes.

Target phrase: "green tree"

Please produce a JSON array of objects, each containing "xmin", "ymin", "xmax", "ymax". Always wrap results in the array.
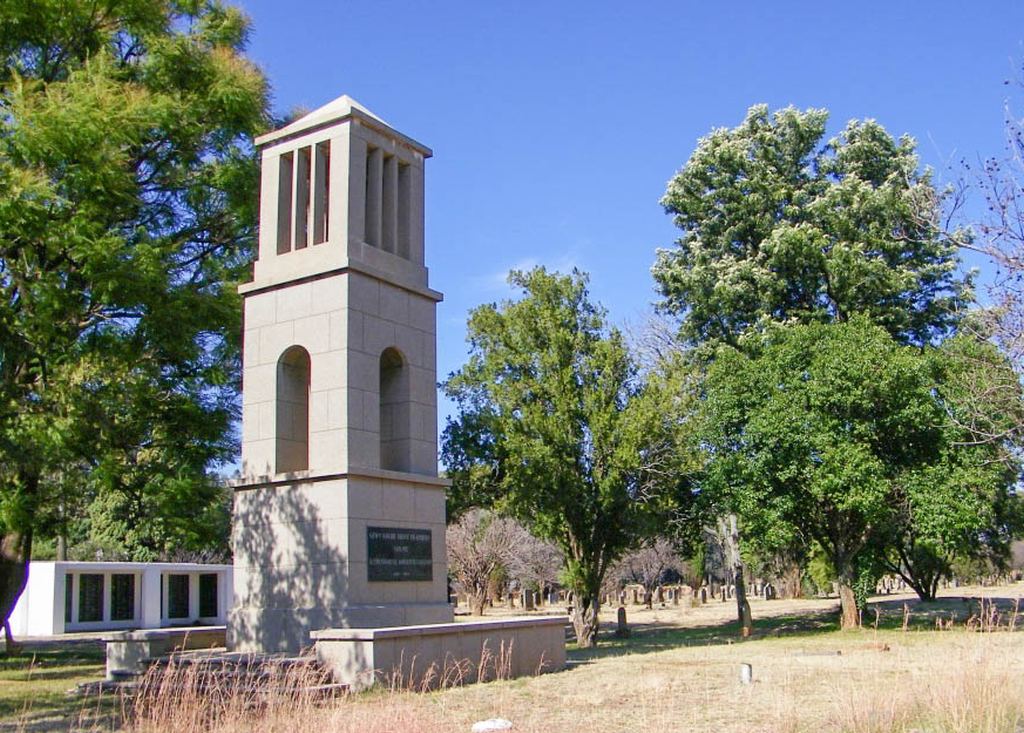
[
  {"xmin": 702, "ymin": 317, "xmax": 942, "ymax": 628},
  {"xmin": 652, "ymin": 105, "xmax": 970, "ymax": 348},
  {"xmin": 652, "ymin": 105, "xmax": 977, "ymax": 628},
  {"xmin": 881, "ymin": 333, "xmax": 1023, "ymax": 600},
  {"xmin": 0, "ymin": 0, "xmax": 267, "ymax": 636},
  {"xmin": 442, "ymin": 268, "xmax": 692, "ymax": 646}
]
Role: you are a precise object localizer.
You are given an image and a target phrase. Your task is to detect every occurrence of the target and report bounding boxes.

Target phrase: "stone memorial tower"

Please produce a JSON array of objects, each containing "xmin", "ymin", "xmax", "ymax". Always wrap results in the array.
[{"xmin": 229, "ymin": 96, "xmax": 453, "ymax": 652}]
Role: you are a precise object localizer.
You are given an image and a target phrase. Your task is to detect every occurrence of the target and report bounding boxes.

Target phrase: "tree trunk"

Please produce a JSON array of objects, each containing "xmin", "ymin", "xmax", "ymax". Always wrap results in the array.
[
  {"xmin": 727, "ymin": 515, "xmax": 753, "ymax": 637},
  {"xmin": 471, "ymin": 586, "xmax": 488, "ymax": 616},
  {"xmin": 0, "ymin": 530, "xmax": 32, "ymax": 656},
  {"xmin": 906, "ymin": 577, "xmax": 936, "ymax": 602},
  {"xmin": 571, "ymin": 593, "xmax": 600, "ymax": 647},
  {"xmin": 836, "ymin": 579, "xmax": 859, "ymax": 629},
  {"xmin": 782, "ymin": 563, "xmax": 803, "ymax": 599},
  {"xmin": 734, "ymin": 571, "xmax": 753, "ymax": 637}
]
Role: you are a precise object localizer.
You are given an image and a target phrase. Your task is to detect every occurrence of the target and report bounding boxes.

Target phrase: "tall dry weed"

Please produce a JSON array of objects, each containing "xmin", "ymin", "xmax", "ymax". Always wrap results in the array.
[{"xmin": 829, "ymin": 636, "xmax": 1024, "ymax": 733}]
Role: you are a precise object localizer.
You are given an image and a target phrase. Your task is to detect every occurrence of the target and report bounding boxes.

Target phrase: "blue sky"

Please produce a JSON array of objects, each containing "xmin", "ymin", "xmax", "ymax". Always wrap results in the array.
[{"xmin": 236, "ymin": 0, "xmax": 1024, "ymax": 431}]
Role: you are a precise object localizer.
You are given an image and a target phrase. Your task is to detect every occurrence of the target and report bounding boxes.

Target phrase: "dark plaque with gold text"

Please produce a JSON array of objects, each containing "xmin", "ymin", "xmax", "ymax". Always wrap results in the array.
[{"xmin": 367, "ymin": 527, "xmax": 433, "ymax": 582}]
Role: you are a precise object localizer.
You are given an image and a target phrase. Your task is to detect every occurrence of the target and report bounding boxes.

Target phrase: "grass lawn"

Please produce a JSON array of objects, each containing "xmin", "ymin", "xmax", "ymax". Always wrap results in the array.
[{"xmin": 0, "ymin": 640, "xmax": 117, "ymax": 731}]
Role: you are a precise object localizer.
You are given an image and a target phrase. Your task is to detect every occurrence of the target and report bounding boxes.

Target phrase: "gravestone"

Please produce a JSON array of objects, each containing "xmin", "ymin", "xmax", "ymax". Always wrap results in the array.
[
  {"xmin": 522, "ymin": 590, "xmax": 535, "ymax": 611},
  {"xmin": 615, "ymin": 607, "xmax": 630, "ymax": 638},
  {"xmin": 229, "ymin": 96, "xmax": 452, "ymax": 652}
]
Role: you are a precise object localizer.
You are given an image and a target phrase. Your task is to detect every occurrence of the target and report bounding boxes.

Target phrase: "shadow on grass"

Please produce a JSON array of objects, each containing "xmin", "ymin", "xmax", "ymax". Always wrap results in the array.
[
  {"xmin": 0, "ymin": 643, "xmax": 104, "ymax": 670},
  {"xmin": 567, "ymin": 592, "xmax": 1024, "ymax": 665},
  {"xmin": 0, "ymin": 694, "xmax": 119, "ymax": 731},
  {"xmin": 0, "ymin": 645, "xmax": 109, "ymax": 727},
  {"xmin": 0, "ymin": 665, "xmax": 105, "ymax": 684},
  {"xmin": 867, "ymin": 595, "xmax": 1023, "ymax": 631},
  {"xmin": 568, "ymin": 608, "xmax": 840, "ymax": 663}
]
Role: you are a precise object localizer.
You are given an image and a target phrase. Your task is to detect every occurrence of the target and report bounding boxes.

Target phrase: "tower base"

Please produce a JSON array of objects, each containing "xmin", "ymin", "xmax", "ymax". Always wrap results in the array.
[{"xmin": 228, "ymin": 470, "xmax": 452, "ymax": 654}]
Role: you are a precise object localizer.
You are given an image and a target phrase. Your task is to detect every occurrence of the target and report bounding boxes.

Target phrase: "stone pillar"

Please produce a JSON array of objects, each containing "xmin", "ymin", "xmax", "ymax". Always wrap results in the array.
[
  {"xmin": 365, "ymin": 146, "xmax": 383, "ymax": 247},
  {"xmin": 382, "ymin": 154, "xmax": 398, "ymax": 253},
  {"xmin": 141, "ymin": 567, "xmax": 162, "ymax": 629}
]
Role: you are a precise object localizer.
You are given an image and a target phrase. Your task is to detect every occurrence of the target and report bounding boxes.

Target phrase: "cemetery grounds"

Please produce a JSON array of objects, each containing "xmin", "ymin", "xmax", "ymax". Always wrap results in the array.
[{"xmin": 0, "ymin": 584, "xmax": 1021, "ymax": 733}]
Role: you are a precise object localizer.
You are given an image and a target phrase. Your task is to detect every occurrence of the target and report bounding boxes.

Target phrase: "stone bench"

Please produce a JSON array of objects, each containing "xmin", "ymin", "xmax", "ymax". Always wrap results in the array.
[
  {"xmin": 104, "ymin": 626, "xmax": 227, "ymax": 680},
  {"xmin": 312, "ymin": 615, "xmax": 568, "ymax": 691}
]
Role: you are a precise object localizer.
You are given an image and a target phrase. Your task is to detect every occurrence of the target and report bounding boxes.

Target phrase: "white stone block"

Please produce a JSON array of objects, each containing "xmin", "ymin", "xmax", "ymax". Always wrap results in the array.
[
  {"xmin": 348, "ymin": 428, "xmax": 378, "ymax": 467},
  {"xmin": 409, "ymin": 366, "xmax": 435, "ymax": 404},
  {"xmin": 295, "ymin": 314, "xmax": 330, "ymax": 354},
  {"xmin": 259, "ymin": 322, "xmax": 295, "ymax": 364},
  {"xmin": 349, "ymin": 274, "xmax": 379, "ymax": 314},
  {"xmin": 407, "ymin": 295, "xmax": 435, "ymax": 334},
  {"xmin": 348, "ymin": 352, "xmax": 377, "ymax": 394},
  {"xmin": 329, "ymin": 311, "xmax": 352, "ymax": 351},
  {"xmin": 241, "ymin": 439, "xmax": 274, "ymax": 478},
  {"xmin": 393, "ymin": 324, "xmax": 424, "ymax": 367},
  {"xmin": 362, "ymin": 317, "xmax": 396, "ymax": 357},
  {"xmin": 242, "ymin": 364, "xmax": 276, "ymax": 405},
  {"xmin": 258, "ymin": 401, "xmax": 275, "ymax": 440},
  {"xmin": 308, "ymin": 389, "xmax": 329, "ymax": 433},
  {"xmin": 241, "ymin": 403, "xmax": 260, "ymax": 443},
  {"xmin": 361, "ymin": 390, "xmax": 380, "ymax": 434},
  {"xmin": 325, "ymin": 389, "xmax": 345, "ymax": 430},
  {"xmin": 311, "ymin": 350, "xmax": 346, "ymax": 391},
  {"xmin": 309, "ymin": 429, "xmax": 345, "ymax": 473},
  {"xmin": 413, "ymin": 487, "xmax": 445, "ymax": 520},
  {"xmin": 379, "ymin": 284, "xmax": 409, "ymax": 324},
  {"xmin": 245, "ymin": 292, "xmax": 277, "ymax": 328},
  {"xmin": 242, "ymin": 332, "xmax": 260, "ymax": 368},
  {"xmin": 346, "ymin": 388, "xmax": 365, "ymax": 430},
  {"xmin": 276, "ymin": 283, "xmax": 313, "ymax": 321},
  {"xmin": 346, "ymin": 486, "xmax": 383, "ymax": 524},
  {"xmin": 311, "ymin": 276, "xmax": 347, "ymax": 314}
]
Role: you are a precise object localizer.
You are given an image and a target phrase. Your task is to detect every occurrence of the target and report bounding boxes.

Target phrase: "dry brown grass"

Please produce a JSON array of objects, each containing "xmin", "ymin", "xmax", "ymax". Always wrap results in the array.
[
  {"xmin": 120, "ymin": 630, "xmax": 1024, "ymax": 733},
  {"xmin": 16, "ymin": 584, "xmax": 1024, "ymax": 733}
]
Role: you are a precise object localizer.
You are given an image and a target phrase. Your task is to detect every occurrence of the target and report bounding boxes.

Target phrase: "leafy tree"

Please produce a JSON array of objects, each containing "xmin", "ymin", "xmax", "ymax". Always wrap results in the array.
[
  {"xmin": 701, "ymin": 317, "xmax": 943, "ymax": 628},
  {"xmin": 881, "ymin": 333, "xmax": 1023, "ymax": 600},
  {"xmin": 652, "ymin": 104, "xmax": 970, "ymax": 349},
  {"xmin": 0, "ymin": 0, "xmax": 268, "ymax": 636},
  {"xmin": 442, "ymin": 268, "xmax": 692, "ymax": 646},
  {"xmin": 652, "ymin": 105, "xmax": 978, "ymax": 627}
]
